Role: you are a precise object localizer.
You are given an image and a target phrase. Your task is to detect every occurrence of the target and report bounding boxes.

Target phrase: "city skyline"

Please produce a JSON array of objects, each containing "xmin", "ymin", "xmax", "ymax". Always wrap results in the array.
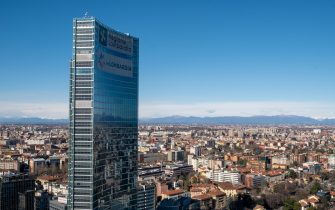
[{"xmin": 0, "ymin": 0, "xmax": 335, "ymax": 119}]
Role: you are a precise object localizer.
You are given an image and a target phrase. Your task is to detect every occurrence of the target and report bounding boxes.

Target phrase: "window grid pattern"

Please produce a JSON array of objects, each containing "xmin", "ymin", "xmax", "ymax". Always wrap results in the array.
[{"xmin": 68, "ymin": 17, "xmax": 138, "ymax": 210}]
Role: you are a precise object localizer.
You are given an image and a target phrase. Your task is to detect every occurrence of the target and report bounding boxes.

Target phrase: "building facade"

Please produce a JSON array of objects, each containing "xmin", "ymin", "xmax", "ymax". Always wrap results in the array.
[
  {"xmin": 244, "ymin": 174, "xmax": 265, "ymax": 189},
  {"xmin": 328, "ymin": 154, "xmax": 335, "ymax": 169},
  {"xmin": 50, "ymin": 198, "xmax": 67, "ymax": 210},
  {"xmin": 0, "ymin": 160, "xmax": 20, "ymax": 171},
  {"xmin": 207, "ymin": 170, "xmax": 241, "ymax": 184},
  {"xmin": 167, "ymin": 150, "xmax": 185, "ymax": 162},
  {"xmin": 35, "ymin": 190, "xmax": 50, "ymax": 210},
  {"xmin": 0, "ymin": 174, "xmax": 35, "ymax": 210},
  {"xmin": 68, "ymin": 17, "xmax": 139, "ymax": 210},
  {"xmin": 137, "ymin": 181, "xmax": 156, "ymax": 210},
  {"xmin": 18, "ymin": 190, "xmax": 35, "ymax": 210}
]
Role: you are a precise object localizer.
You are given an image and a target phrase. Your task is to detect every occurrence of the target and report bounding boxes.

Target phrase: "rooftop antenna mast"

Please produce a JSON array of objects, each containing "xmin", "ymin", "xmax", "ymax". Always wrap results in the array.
[{"xmin": 84, "ymin": 11, "xmax": 89, "ymax": 18}]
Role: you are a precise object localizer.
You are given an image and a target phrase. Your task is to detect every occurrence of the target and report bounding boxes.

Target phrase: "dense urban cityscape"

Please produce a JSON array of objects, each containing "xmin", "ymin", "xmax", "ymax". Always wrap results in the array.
[{"xmin": 1, "ymin": 124, "xmax": 335, "ymax": 209}]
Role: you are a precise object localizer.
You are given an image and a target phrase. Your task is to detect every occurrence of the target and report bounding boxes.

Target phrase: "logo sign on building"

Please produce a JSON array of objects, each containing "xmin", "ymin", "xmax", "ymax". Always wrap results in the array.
[{"xmin": 96, "ymin": 23, "xmax": 133, "ymax": 77}]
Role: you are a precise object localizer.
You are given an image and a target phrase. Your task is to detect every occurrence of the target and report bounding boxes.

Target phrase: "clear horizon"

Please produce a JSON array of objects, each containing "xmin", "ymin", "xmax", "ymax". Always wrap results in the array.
[{"xmin": 0, "ymin": 1, "xmax": 334, "ymax": 119}]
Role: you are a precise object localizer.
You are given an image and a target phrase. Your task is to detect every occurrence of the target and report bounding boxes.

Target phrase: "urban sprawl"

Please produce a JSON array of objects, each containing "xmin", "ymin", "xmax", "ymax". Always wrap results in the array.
[{"xmin": 1, "ymin": 124, "xmax": 335, "ymax": 210}]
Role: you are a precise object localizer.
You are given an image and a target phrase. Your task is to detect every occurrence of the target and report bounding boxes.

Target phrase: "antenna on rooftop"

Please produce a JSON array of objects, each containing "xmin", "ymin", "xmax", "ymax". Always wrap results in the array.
[{"xmin": 84, "ymin": 11, "xmax": 89, "ymax": 18}]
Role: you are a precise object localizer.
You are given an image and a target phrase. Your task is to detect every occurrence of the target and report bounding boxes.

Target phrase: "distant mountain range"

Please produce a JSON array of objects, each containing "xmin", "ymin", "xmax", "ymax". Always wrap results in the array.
[
  {"xmin": 1, "ymin": 115, "xmax": 335, "ymax": 125},
  {"xmin": 139, "ymin": 115, "xmax": 335, "ymax": 125},
  {"xmin": 0, "ymin": 117, "xmax": 68, "ymax": 125}
]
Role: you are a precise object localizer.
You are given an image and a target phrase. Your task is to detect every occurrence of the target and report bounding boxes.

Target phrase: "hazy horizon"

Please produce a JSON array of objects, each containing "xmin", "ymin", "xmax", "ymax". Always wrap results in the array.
[{"xmin": 1, "ymin": 113, "xmax": 335, "ymax": 121}]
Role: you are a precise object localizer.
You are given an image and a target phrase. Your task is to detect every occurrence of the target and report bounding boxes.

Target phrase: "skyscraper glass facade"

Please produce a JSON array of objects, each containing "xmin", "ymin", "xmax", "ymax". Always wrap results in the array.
[{"xmin": 68, "ymin": 17, "xmax": 138, "ymax": 210}]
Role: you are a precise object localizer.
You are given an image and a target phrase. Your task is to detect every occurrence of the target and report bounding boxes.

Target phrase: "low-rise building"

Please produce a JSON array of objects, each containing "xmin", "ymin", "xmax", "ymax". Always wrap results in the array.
[
  {"xmin": 161, "ymin": 189, "xmax": 189, "ymax": 200},
  {"xmin": 165, "ymin": 163, "xmax": 192, "ymax": 177},
  {"xmin": 29, "ymin": 158, "xmax": 46, "ymax": 174},
  {"xmin": 0, "ymin": 159, "xmax": 20, "ymax": 172},
  {"xmin": 206, "ymin": 170, "xmax": 241, "ymax": 184},
  {"xmin": 218, "ymin": 182, "xmax": 248, "ymax": 197}
]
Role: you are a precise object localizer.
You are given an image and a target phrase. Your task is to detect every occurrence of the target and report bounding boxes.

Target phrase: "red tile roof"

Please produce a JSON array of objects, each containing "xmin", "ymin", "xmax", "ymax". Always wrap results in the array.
[
  {"xmin": 192, "ymin": 194, "xmax": 212, "ymax": 201},
  {"xmin": 162, "ymin": 189, "xmax": 185, "ymax": 196},
  {"xmin": 218, "ymin": 182, "xmax": 246, "ymax": 190},
  {"xmin": 37, "ymin": 175, "xmax": 59, "ymax": 181},
  {"xmin": 191, "ymin": 184, "xmax": 215, "ymax": 188}
]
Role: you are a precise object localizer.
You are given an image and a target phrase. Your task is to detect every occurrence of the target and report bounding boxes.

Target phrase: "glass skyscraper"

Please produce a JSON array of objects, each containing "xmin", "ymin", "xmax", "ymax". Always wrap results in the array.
[{"xmin": 68, "ymin": 17, "xmax": 139, "ymax": 210}]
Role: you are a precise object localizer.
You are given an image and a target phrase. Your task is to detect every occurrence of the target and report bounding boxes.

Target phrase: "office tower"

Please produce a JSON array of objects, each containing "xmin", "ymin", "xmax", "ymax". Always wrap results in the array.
[
  {"xmin": 167, "ymin": 150, "xmax": 185, "ymax": 162},
  {"xmin": 137, "ymin": 181, "xmax": 156, "ymax": 210},
  {"xmin": 0, "ymin": 174, "xmax": 35, "ymax": 210},
  {"xmin": 68, "ymin": 17, "xmax": 139, "ymax": 210}
]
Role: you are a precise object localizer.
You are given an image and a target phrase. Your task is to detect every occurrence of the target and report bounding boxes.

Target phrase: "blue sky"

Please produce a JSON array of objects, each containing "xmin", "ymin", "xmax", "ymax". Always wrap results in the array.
[{"xmin": 0, "ymin": 0, "xmax": 334, "ymax": 118}]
